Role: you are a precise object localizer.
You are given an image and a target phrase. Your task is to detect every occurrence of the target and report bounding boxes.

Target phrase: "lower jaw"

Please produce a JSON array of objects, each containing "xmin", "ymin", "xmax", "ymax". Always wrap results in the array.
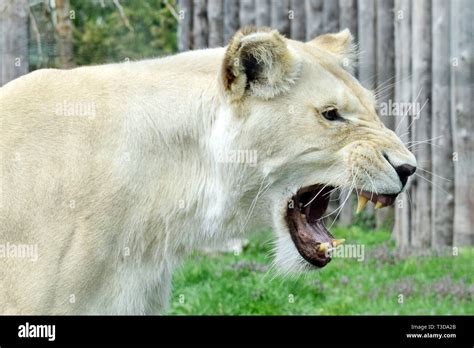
[
  {"xmin": 288, "ymin": 218, "xmax": 333, "ymax": 268},
  {"xmin": 285, "ymin": 185, "xmax": 335, "ymax": 268}
]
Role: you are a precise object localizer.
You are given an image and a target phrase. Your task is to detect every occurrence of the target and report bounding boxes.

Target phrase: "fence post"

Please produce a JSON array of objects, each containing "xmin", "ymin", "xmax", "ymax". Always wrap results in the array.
[
  {"xmin": 411, "ymin": 0, "xmax": 432, "ymax": 248},
  {"xmin": 208, "ymin": 0, "xmax": 224, "ymax": 47},
  {"xmin": 451, "ymin": 0, "xmax": 474, "ymax": 246},
  {"xmin": 339, "ymin": 0, "xmax": 357, "ymax": 48},
  {"xmin": 323, "ymin": 0, "xmax": 339, "ymax": 33},
  {"xmin": 178, "ymin": 0, "xmax": 193, "ymax": 51},
  {"xmin": 305, "ymin": 0, "xmax": 324, "ymax": 40},
  {"xmin": 393, "ymin": 0, "xmax": 413, "ymax": 247},
  {"xmin": 431, "ymin": 0, "xmax": 454, "ymax": 248},
  {"xmin": 290, "ymin": 0, "xmax": 306, "ymax": 40},
  {"xmin": 193, "ymin": 0, "xmax": 209, "ymax": 49},
  {"xmin": 271, "ymin": 0, "xmax": 290, "ymax": 36},
  {"xmin": 0, "ymin": 0, "xmax": 29, "ymax": 85},
  {"xmin": 239, "ymin": 0, "xmax": 255, "ymax": 27},
  {"xmin": 357, "ymin": 0, "xmax": 376, "ymax": 90},
  {"xmin": 256, "ymin": 0, "xmax": 271, "ymax": 27},
  {"xmin": 223, "ymin": 0, "xmax": 239, "ymax": 43}
]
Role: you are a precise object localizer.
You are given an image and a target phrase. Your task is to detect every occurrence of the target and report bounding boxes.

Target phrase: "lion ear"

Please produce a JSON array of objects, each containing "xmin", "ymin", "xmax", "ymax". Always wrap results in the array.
[
  {"xmin": 308, "ymin": 29, "xmax": 355, "ymax": 70},
  {"xmin": 221, "ymin": 27, "xmax": 301, "ymax": 101}
]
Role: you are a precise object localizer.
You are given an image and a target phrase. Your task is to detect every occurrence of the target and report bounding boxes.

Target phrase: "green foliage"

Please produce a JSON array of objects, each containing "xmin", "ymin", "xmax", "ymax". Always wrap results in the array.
[
  {"xmin": 168, "ymin": 227, "xmax": 474, "ymax": 315},
  {"xmin": 351, "ymin": 208, "xmax": 376, "ymax": 230},
  {"xmin": 71, "ymin": 0, "xmax": 177, "ymax": 65},
  {"xmin": 28, "ymin": 1, "xmax": 57, "ymax": 70}
]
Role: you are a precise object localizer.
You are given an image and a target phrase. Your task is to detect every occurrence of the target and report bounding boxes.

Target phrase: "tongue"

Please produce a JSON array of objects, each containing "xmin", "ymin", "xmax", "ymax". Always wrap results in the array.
[{"xmin": 286, "ymin": 207, "xmax": 334, "ymax": 268}]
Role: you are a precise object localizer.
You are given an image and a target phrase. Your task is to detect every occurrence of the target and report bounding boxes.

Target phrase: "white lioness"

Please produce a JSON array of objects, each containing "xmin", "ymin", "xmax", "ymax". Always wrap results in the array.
[{"xmin": 0, "ymin": 28, "xmax": 416, "ymax": 314}]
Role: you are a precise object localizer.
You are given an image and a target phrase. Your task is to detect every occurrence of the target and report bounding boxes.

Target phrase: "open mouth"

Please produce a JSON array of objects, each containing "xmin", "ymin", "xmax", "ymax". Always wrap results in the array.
[{"xmin": 285, "ymin": 184, "xmax": 397, "ymax": 268}]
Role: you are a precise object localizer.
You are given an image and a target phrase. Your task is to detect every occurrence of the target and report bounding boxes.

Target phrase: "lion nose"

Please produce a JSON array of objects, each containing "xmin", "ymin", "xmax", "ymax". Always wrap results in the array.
[
  {"xmin": 383, "ymin": 152, "xmax": 417, "ymax": 187},
  {"xmin": 394, "ymin": 164, "xmax": 416, "ymax": 187}
]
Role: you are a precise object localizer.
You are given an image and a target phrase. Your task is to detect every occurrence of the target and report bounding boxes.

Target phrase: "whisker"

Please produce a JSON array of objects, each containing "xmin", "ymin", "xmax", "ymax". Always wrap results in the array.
[
  {"xmin": 407, "ymin": 141, "xmax": 441, "ymax": 149},
  {"xmin": 395, "ymin": 87, "xmax": 423, "ymax": 136},
  {"xmin": 405, "ymin": 97, "xmax": 429, "ymax": 131},
  {"xmin": 417, "ymin": 166, "xmax": 452, "ymax": 182},
  {"xmin": 321, "ymin": 186, "xmax": 349, "ymax": 222},
  {"xmin": 405, "ymin": 135, "xmax": 443, "ymax": 145},
  {"xmin": 364, "ymin": 170, "xmax": 379, "ymax": 196},
  {"xmin": 239, "ymin": 174, "xmax": 271, "ymax": 235},
  {"xmin": 398, "ymin": 131, "xmax": 411, "ymax": 141},
  {"xmin": 373, "ymin": 75, "xmax": 397, "ymax": 94},
  {"xmin": 322, "ymin": 168, "xmax": 357, "ymax": 222},
  {"xmin": 302, "ymin": 166, "xmax": 344, "ymax": 208},
  {"xmin": 328, "ymin": 179, "xmax": 355, "ymax": 230},
  {"xmin": 303, "ymin": 182, "xmax": 334, "ymax": 208},
  {"xmin": 414, "ymin": 172, "xmax": 450, "ymax": 196}
]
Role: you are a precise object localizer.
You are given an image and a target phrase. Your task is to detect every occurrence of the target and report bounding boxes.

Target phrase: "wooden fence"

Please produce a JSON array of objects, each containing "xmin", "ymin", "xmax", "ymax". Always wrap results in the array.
[{"xmin": 177, "ymin": 0, "xmax": 473, "ymax": 249}]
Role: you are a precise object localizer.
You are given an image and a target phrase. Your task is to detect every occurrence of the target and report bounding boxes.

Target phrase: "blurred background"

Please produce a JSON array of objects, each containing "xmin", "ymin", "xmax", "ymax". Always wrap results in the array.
[{"xmin": 0, "ymin": 0, "xmax": 472, "ymax": 314}]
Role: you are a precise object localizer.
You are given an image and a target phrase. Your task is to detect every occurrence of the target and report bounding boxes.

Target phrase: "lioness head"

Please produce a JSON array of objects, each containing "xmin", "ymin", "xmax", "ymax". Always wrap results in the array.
[{"xmin": 218, "ymin": 27, "xmax": 416, "ymax": 273}]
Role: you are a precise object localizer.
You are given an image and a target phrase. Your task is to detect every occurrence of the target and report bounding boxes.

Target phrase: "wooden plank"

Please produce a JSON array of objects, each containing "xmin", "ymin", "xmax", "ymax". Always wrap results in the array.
[
  {"xmin": 208, "ymin": 0, "xmax": 224, "ymax": 47},
  {"xmin": 376, "ymin": 0, "xmax": 395, "ymax": 130},
  {"xmin": 357, "ymin": 0, "xmax": 376, "ymax": 90},
  {"xmin": 239, "ymin": 0, "xmax": 255, "ymax": 27},
  {"xmin": 223, "ymin": 0, "xmax": 239, "ymax": 43},
  {"xmin": 55, "ymin": 0, "xmax": 75, "ymax": 68},
  {"xmin": 305, "ymin": 0, "xmax": 323, "ymax": 40},
  {"xmin": 431, "ymin": 0, "xmax": 454, "ymax": 248},
  {"xmin": 256, "ymin": 0, "xmax": 271, "ymax": 27},
  {"xmin": 339, "ymin": 0, "xmax": 357, "ymax": 42},
  {"xmin": 393, "ymin": 0, "xmax": 413, "ymax": 247},
  {"xmin": 271, "ymin": 0, "xmax": 290, "ymax": 36},
  {"xmin": 193, "ymin": 0, "xmax": 208, "ymax": 49},
  {"xmin": 178, "ymin": 0, "xmax": 193, "ymax": 51},
  {"xmin": 451, "ymin": 0, "xmax": 474, "ymax": 246},
  {"xmin": 411, "ymin": 0, "xmax": 432, "ymax": 248},
  {"xmin": 323, "ymin": 0, "xmax": 339, "ymax": 33},
  {"xmin": 0, "ymin": 0, "xmax": 29, "ymax": 85},
  {"xmin": 290, "ymin": 0, "xmax": 306, "ymax": 40}
]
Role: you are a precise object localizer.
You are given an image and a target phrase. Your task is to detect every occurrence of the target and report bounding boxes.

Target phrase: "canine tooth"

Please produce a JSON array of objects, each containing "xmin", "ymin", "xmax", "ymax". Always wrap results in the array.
[
  {"xmin": 332, "ymin": 239, "xmax": 345, "ymax": 247},
  {"xmin": 319, "ymin": 242, "xmax": 330, "ymax": 253},
  {"xmin": 356, "ymin": 195, "xmax": 369, "ymax": 214},
  {"xmin": 375, "ymin": 201, "xmax": 383, "ymax": 209}
]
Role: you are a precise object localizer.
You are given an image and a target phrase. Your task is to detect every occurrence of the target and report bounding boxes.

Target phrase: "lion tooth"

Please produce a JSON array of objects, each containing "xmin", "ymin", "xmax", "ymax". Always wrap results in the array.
[
  {"xmin": 375, "ymin": 201, "xmax": 383, "ymax": 209},
  {"xmin": 332, "ymin": 239, "xmax": 345, "ymax": 247},
  {"xmin": 319, "ymin": 242, "xmax": 330, "ymax": 253},
  {"xmin": 356, "ymin": 195, "xmax": 369, "ymax": 214}
]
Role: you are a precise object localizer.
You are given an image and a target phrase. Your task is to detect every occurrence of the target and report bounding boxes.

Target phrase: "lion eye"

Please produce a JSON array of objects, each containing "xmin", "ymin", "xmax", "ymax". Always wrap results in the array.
[{"xmin": 321, "ymin": 108, "xmax": 341, "ymax": 121}]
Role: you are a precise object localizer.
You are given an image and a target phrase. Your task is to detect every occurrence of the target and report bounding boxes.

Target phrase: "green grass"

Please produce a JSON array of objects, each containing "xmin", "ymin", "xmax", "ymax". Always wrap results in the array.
[{"xmin": 167, "ymin": 227, "xmax": 474, "ymax": 315}]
